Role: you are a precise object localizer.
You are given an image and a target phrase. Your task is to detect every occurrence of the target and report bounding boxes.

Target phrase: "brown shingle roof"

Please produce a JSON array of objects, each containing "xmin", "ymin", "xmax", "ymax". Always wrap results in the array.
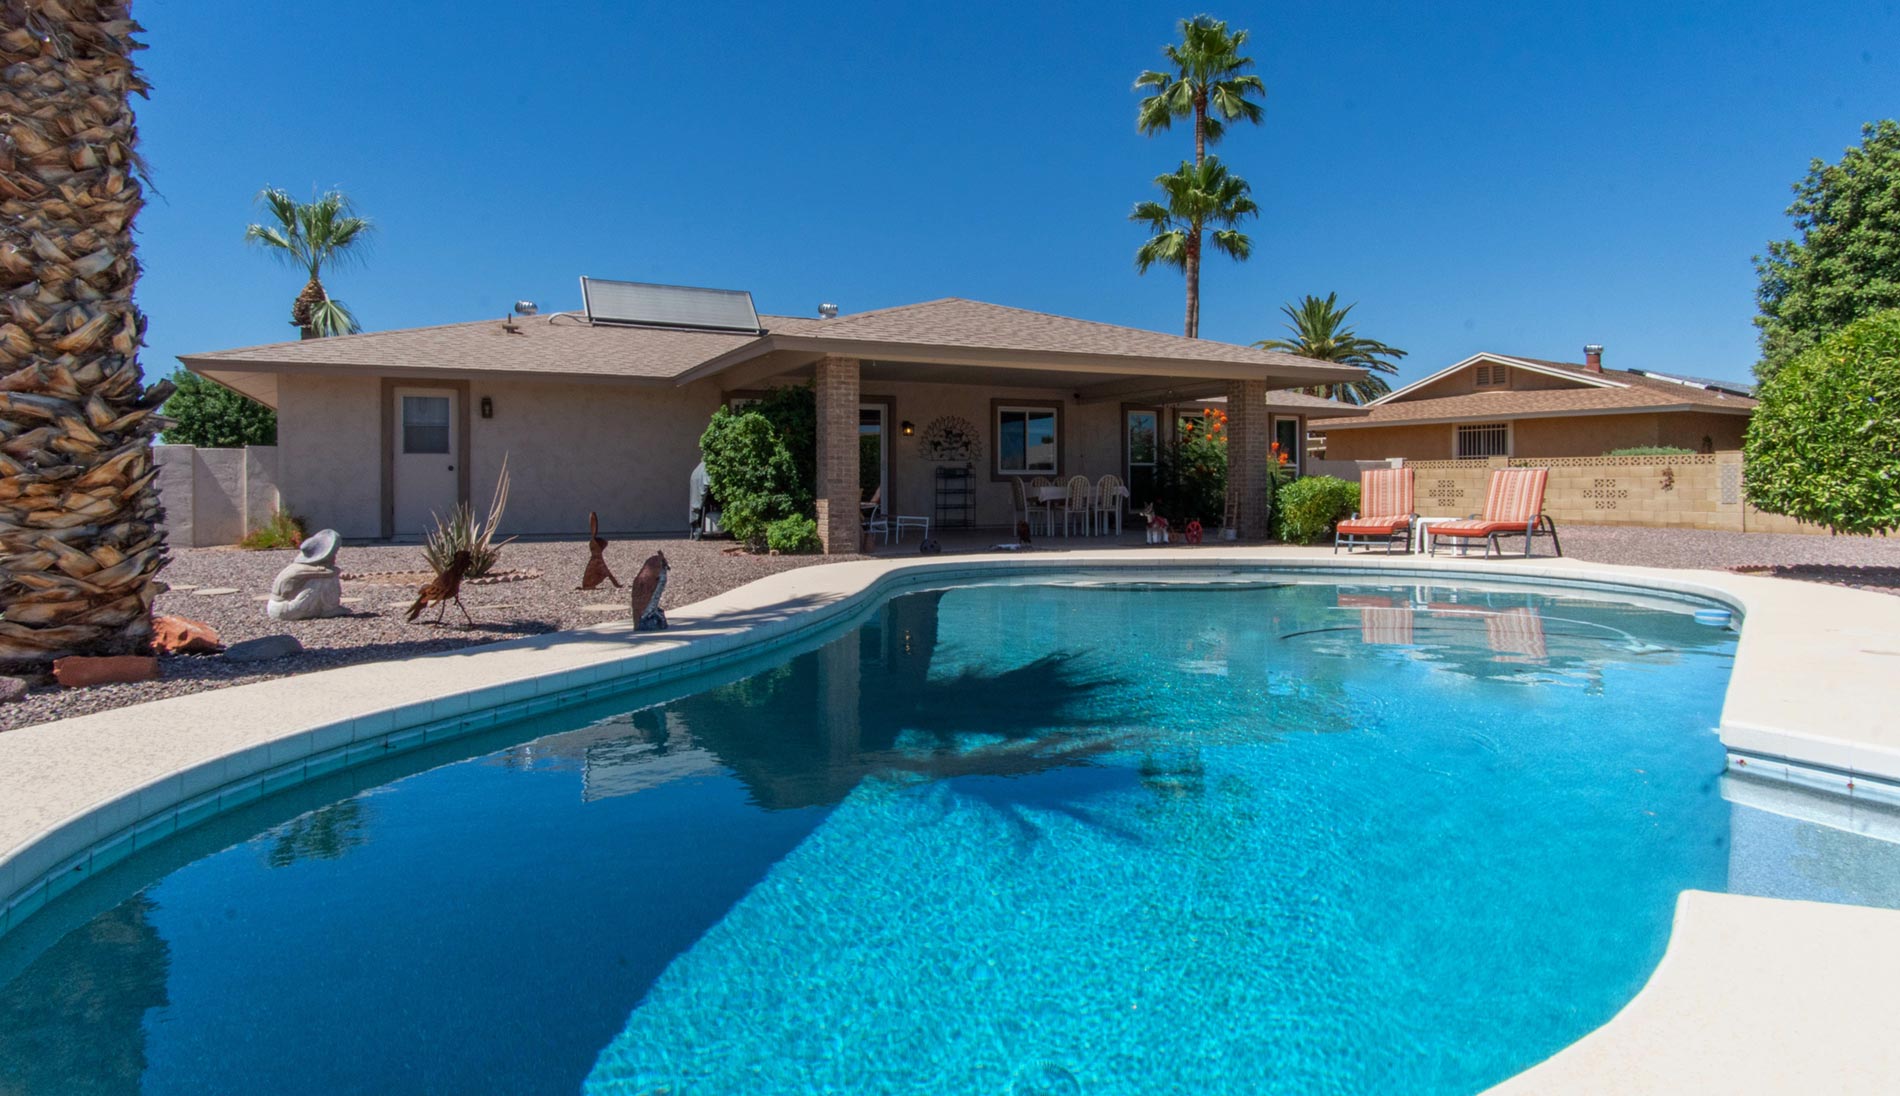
[
  {"xmin": 1312, "ymin": 355, "xmax": 1755, "ymax": 429},
  {"xmin": 181, "ymin": 297, "xmax": 1362, "ymax": 387}
]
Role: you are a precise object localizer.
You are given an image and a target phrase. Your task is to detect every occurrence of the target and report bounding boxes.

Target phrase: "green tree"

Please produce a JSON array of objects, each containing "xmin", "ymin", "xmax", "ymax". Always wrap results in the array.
[
  {"xmin": 1743, "ymin": 309, "xmax": 1900, "ymax": 535},
  {"xmin": 1133, "ymin": 157, "xmax": 1257, "ymax": 338},
  {"xmin": 1753, "ymin": 120, "xmax": 1900, "ymax": 381},
  {"xmin": 244, "ymin": 187, "xmax": 373, "ymax": 339},
  {"xmin": 1134, "ymin": 15, "xmax": 1266, "ymax": 167},
  {"xmin": 1253, "ymin": 292, "xmax": 1408, "ymax": 404},
  {"xmin": 161, "ymin": 371, "xmax": 276, "ymax": 447}
]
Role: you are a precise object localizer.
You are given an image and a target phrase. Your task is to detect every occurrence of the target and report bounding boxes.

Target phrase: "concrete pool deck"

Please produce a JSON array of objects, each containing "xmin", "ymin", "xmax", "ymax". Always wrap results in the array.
[{"xmin": 4, "ymin": 546, "xmax": 1900, "ymax": 1090}]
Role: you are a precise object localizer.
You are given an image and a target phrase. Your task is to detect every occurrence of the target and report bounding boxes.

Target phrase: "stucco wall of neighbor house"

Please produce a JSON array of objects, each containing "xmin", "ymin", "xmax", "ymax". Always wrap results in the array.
[
  {"xmin": 1512, "ymin": 413, "xmax": 1666, "ymax": 455},
  {"xmin": 277, "ymin": 372, "xmax": 384, "ymax": 538},
  {"xmin": 866, "ymin": 380, "xmax": 1124, "ymax": 529},
  {"xmin": 153, "ymin": 444, "xmax": 283, "ymax": 547},
  {"xmin": 1322, "ymin": 412, "xmax": 1750, "ymax": 463},
  {"xmin": 467, "ymin": 378, "xmax": 725, "ymax": 536},
  {"xmin": 1656, "ymin": 410, "xmax": 1749, "ymax": 452},
  {"xmin": 1320, "ymin": 422, "xmax": 1454, "ymax": 461},
  {"xmin": 1405, "ymin": 363, "xmax": 1579, "ymax": 400}
]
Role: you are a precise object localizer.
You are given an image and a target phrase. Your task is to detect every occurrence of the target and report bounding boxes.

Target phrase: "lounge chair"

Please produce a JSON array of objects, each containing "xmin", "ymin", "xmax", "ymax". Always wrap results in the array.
[
  {"xmin": 1427, "ymin": 468, "xmax": 1563, "ymax": 559},
  {"xmin": 1334, "ymin": 467, "xmax": 1417, "ymax": 554}
]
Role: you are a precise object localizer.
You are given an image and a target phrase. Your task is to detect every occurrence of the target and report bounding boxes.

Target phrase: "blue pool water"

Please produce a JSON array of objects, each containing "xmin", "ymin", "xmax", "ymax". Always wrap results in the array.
[{"xmin": 3, "ymin": 574, "xmax": 1898, "ymax": 1095}]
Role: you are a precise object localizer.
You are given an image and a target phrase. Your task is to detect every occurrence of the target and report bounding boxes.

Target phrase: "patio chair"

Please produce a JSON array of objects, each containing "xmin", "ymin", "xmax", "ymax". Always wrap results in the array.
[
  {"xmin": 1427, "ymin": 468, "xmax": 1563, "ymax": 559},
  {"xmin": 1064, "ymin": 475, "xmax": 1094, "ymax": 536},
  {"xmin": 1334, "ymin": 467, "xmax": 1417, "ymax": 554},
  {"xmin": 1094, "ymin": 473, "xmax": 1125, "ymax": 535},
  {"xmin": 1012, "ymin": 476, "xmax": 1049, "ymax": 537},
  {"xmin": 862, "ymin": 487, "xmax": 890, "ymax": 544}
]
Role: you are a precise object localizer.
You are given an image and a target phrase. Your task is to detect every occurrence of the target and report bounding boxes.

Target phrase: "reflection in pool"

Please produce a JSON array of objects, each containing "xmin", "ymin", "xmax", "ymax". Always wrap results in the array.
[{"xmin": 1, "ymin": 576, "xmax": 1895, "ymax": 1095}]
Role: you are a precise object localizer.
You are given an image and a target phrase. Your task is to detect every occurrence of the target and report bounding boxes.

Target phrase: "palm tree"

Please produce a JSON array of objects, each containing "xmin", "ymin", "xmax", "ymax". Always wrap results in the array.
[
  {"xmin": 1133, "ymin": 158, "xmax": 1258, "ymax": 339},
  {"xmin": 1254, "ymin": 293, "xmax": 1408, "ymax": 404},
  {"xmin": 0, "ymin": 2, "xmax": 174, "ymax": 662},
  {"xmin": 245, "ymin": 188, "xmax": 372, "ymax": 339},
  {"xmin": 1134, "ymin": 15, "xmax": 1266, "ymax": 166}
]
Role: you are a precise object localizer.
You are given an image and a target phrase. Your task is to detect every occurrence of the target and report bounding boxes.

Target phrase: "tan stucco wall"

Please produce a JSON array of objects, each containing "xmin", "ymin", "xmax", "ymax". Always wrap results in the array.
[
  {"xmin": 1322, "ymin": 411, "xmax": 1751, "ymax": 462},
  {"xmin": 467, "ymin": 378, "xmax": 724, "ymax": 536},
  {"xmin": 277, "ymin": 372, "xmax": 382, "ymax": 537},
  {"xmin": 1405, "ymin": 362, "xmax": 1581, "ymax": 400},
  {"xmin": 1657, "ymin": 411, "xmax": 1748, "ymax": 452},
  {"xmin": 1321, "ymin": 421, "xmax": 1455, "ymax": 461}
]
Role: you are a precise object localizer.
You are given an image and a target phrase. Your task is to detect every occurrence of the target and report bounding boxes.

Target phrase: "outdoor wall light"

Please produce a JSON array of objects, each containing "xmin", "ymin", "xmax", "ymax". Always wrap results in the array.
[
  {"xmin": 901, "ymin": 420, "xmax": 915, "ymax": 436},
  {"xmin": 480, "ymin": 397, "xmax": 494, "ymax": 419}
]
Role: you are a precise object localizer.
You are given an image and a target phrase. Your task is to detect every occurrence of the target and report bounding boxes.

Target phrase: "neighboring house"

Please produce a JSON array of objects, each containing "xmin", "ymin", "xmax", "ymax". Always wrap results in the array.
[
  {"xmin": 1309, "ymin": 346, "xmax": 1756, "ymax": 461},
  {"xmin": 179, "ymin": 283, "xmax": 1364, "ymax": 551}
]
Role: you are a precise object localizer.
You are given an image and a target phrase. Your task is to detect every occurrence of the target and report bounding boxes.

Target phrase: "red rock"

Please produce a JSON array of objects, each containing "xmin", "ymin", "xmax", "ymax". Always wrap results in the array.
[
  {"xmin": 52, "ymin": 655, "xmax": 159, "ymax": 688},
  {"xmin": 152, "ymin": 614, "xmax": 224, "ymax": 654}
]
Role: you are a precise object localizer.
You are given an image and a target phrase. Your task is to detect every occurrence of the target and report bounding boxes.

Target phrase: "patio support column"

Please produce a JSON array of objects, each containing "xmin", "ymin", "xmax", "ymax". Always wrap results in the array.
[
  {"xmin": 814, "ymin": 355, "xmax": 862, "ymax": 554},
  {"xmin": 1226, "ymin": 379, "xmax": 1271, "ymax": 539}
]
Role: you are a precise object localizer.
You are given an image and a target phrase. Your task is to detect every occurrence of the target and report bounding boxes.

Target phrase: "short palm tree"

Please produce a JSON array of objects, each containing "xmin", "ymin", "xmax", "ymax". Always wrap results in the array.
[
  {"xmin": 1254, "ymin": 293, "xmax": 1408, "ymax": 404},
  {"xmin": 1134, "ymin": 15, "xmax": 1266, "ymax": 166},
  {"xmin": 245, "ymin": 188, "xmax": 372, "ymax": 339},
  {"xmin": 1133, "ymin": 158, "xmax": 1258, "ymax": 339},
  {"xmin": 0, "ymin": 2, "xmax": 174, "ymax": 661}
]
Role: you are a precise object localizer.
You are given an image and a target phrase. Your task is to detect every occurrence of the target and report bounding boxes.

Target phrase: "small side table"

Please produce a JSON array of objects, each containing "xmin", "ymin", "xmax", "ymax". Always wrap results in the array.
[{"xmin": 1413, "ymin": 516, "xmax": 1474, "ymax": 557}]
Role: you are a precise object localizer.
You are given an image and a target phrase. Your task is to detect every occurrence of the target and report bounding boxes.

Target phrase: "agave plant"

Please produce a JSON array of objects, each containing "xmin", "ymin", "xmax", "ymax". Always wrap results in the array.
[{"xmin": 423, "ymin": 457, "xmax": 513, "ymax": 579}]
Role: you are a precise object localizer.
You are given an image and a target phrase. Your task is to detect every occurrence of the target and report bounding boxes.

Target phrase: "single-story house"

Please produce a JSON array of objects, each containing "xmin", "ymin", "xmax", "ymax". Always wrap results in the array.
[
  {"xmin": 1310, "ymin": 346, "xmax": 1756, "ymax": 461},
  {"xmin": 180, "ymin": 282, "xmax": 1365, "ymax": 552}
]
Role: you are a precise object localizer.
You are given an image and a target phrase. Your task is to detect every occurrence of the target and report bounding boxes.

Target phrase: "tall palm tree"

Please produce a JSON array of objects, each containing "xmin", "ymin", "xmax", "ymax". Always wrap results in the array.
[
  {"xmin": 1133, "ymin": 158, "xmax": 1257, "ymax": 339},
  {"xmin": 245, "ymin": 188, "xmax": 371, "ymax": 339},
  {"xmin": 1134, "ymin": 15, "xmax": 1266, "ymax": 166},
  {"xmin": 1254, "ymin": 293, "xmax": 1408, "ymax": 404},
  {"xmin": 0, "ymin": 1, "xmax": 174, "ymax": 662}
]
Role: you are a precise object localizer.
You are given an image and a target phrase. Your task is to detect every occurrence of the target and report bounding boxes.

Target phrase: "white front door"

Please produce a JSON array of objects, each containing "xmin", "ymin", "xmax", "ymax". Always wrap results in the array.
[{"xmin": 393, "ymin": 387, "xmax": 458, "ymax": 535}]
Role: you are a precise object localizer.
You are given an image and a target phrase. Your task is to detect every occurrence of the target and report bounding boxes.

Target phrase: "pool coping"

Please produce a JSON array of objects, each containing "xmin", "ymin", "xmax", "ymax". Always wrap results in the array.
[{"xmin": 3, "ymin": 546, "xmax": 1900, "ymax": 1091}]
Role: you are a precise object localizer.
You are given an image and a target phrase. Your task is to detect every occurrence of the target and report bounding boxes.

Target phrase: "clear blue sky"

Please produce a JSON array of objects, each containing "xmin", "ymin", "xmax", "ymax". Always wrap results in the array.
[{"xmin": 134, "ymin": 0, "xmax": 1899, "ymax": 387}]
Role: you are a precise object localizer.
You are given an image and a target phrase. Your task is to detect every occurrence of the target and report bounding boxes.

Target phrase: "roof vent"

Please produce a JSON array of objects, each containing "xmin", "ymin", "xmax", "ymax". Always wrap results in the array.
[
  {"xmin": 578, "ymin": 277, "xmax": 762, "ymax": 334},
  {"xmin": 818, "ymin": 302, "xmax": 839, "ymax": 320}
]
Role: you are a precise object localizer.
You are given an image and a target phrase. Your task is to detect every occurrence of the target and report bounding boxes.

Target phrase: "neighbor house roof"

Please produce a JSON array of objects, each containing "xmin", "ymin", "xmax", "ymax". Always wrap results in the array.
[
  {"xmin": 1311, "ymin": 352, "xmax": 1754, "ymax": 430},
  {"xmin": 180, "ymin": 296, "xmax": 1363, "ymax": 409},
  {"xmin": 1195, "ymin": 389, "xmax": 1372, "ymax": 417}
]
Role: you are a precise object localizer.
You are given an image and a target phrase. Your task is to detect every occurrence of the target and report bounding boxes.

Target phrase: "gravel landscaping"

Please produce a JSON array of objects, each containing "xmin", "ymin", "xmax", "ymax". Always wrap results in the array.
[
  {"xmin": 1, "ymin": 538, "xmax": 834, "ymax": 731},
  {"xmin": 4, "ymin": 524, "xmax": 1897, "ymax": 730}
]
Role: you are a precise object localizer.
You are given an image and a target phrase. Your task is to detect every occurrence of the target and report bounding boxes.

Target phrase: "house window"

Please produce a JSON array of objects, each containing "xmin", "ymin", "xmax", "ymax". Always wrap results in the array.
[
  {"xmin": 1272, "ymin": 416, "xmax": 1302, "ymax": 474},
  {"xmin": 402, "ymin": 395, "xmax": 450, "ymax": 454},
  {"xmin": 996, "ymin": 404, "xmax": 1059, "ymax": 475},
  {"xmin": 1474, "ymin": 364, "xmax": 1507, "ymax": 388},
  {"xmin": 1456, "ymin": 422, "xmax": 1510, "ymax": 458}
]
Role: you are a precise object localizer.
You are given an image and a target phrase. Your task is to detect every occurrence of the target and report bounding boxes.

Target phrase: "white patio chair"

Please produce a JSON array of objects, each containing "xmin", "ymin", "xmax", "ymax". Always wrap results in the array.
[
  {"xmin": 1029, "ymin": 476, "xmax": 1056, "ymax": 535},
  {"xmin": 862, "ymin": 487, "xmax": 890, "ymax": 544},
  {"xmin": 1011, "ymin": 477, "xmax": 1046, "ymax": 537},
  {"xmin": 1064, "ymin": 475, "xmax": 1093, "ymax": 537},
  {"xmin": 1094, "ymin": 473, "xmax": 1124, "ymax": 535}
]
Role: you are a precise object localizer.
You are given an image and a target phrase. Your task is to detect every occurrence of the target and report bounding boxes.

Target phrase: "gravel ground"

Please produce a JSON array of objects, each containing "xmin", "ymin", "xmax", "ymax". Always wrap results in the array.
[
  {"xmin": 1, "ymin": 538, "xmax": 834, "ymax": 731},
  {"xmin": 5, "ymin": 524, "xmax": 1897, "ymax": 730}
]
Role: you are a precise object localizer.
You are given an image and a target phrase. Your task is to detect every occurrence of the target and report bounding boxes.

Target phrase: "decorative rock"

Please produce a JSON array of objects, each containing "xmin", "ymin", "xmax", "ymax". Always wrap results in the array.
[
  {"xmin": 52, "ymin": 655, "xmax": 159, "ymax": 688},
  {"xmin": 0, "ymin": 676, "xmax": 26, "ymax": 703},
  {"xmin": 152, "ymin": 615, "xmax": 224, "ymax": 654},
  {"xmin": 224, "ymin": 635, "xmax": 305, "ymax": 663},
  {"xmin": 267, "ymin": 529, "xmax": 346, "ymax": 621}
]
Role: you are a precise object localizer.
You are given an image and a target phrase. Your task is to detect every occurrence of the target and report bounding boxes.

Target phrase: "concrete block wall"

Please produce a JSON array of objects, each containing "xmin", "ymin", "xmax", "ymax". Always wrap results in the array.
[{"xmin": 154, "ymin": 444, "xmax": 283, "ymax": 548}]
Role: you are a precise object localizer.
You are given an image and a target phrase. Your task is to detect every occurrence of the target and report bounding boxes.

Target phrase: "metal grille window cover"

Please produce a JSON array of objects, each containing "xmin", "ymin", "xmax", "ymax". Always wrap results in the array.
[
  {"xmin": 1456, "ymin": 422, "xmax": 1509, "ymax": 458},
  {"xmin": 579, "ymin": 277, "xmax": 762, "ymax": 334},
  {"xmin": 402, "ymin": 396, "xmax": 450, "ymax": 454}
]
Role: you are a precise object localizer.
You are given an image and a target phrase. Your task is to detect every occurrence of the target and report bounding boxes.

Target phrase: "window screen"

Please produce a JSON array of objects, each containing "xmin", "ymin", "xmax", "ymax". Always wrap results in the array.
[
  {"xmin": 1456, "ymin": 422, "xmax": 1509, "ymax": 458},
  {"xmin": 403, "ymin": 396, "xmax": 451, "ymax": 454}
]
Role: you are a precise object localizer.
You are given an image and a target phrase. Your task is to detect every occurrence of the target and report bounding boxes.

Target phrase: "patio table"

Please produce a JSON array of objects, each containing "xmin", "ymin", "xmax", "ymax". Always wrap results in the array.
[
  {"xmin": 1032, "ymin": 484, "xmax": 1129, "ymax": 536},
  {"xmin": 1413, "ymin": 516, "xmax": 1474, "ymax": 556}
]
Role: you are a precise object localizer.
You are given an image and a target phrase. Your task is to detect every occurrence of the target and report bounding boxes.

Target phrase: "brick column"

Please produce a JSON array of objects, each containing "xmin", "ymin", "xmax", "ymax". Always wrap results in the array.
[
  {"xmin": 1226, "ymin": 379, "xmax": 1271, "ymax": 539},
  {"xmin": 813, "ymin": 355, "xmax": 862, "ymax": 553}
]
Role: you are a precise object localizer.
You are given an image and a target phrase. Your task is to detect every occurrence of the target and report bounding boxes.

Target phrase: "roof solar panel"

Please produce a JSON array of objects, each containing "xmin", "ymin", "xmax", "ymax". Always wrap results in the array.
[{"xmin": 579, "ymin": 277, "xmax": 762, "ymax": 334}]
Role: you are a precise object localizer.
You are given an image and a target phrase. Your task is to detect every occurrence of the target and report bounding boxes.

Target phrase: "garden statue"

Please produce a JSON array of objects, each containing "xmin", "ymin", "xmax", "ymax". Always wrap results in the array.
[
  {"xmin": 629, "ymin": 551, "xmax": 669, "ymax": 631},
  {"xmin": 267, "ymin": 529, "xmax": 346, "ymax": 621},
  {"xmin": 1139, "ymin": 505, "xmax": 1171, "ymax": 545},
  {"xmin": 577, "ymin": 511, "xmax": 621, "ymax": 590},
  {"xmin": 406, "ymin": 549, "xmax": 475, "ymax": 626}
]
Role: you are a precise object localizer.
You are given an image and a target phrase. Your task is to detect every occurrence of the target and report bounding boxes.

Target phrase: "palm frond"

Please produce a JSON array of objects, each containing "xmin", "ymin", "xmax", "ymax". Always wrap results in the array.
[
  {"xmin": 1254, "ymin": 293, "xmax": 1408, "ymax": 379},
  {"xmin": 306, "ymin": 296, "xmax": 360, "ymax": 337},
  {"xmin": 1136, "ymin": 15, "xmax": 1266, "ymax": 149}
]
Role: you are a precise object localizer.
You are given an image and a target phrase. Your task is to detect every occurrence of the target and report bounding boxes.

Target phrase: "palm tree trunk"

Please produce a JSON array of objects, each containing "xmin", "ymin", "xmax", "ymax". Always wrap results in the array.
[
  {"xmin": 0, "ymin": 1, "xmax": 173, "ymax": 663},
  {"xmin": 1184, "ymin": 233, "xmax": 1202, "ymax": 339},
  {"xmin": 1193, "ymin": 95, "xmax": 1207, "ymax": 166},
  {"xmin": 292, "ymin": 274, "xmax": 326, "ymax": 339}
]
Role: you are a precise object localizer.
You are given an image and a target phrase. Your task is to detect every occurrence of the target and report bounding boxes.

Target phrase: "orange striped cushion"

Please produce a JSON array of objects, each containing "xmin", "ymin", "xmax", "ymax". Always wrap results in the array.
[
  {"xmin": 1429, "ymin": 519, "xmax": 1530, "ymax": 538},
  {"xmin": 1359, "ymin": 468, "xmax": 1414, "ymax": 520},
  {"xmin": 1338, "ymin": 515, "xmax": 1411, "ymax": 534},
  {"xmin": 1482, "ymin": 468, "xmax": 1548, "ymax": 523}
]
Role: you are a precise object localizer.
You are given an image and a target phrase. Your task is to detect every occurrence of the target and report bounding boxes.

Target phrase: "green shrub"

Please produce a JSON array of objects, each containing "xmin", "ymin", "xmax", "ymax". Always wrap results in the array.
[
  {"xmin": 1604, "ymin": 446, "xmax": 1696, "ymax": 457},
  {"xmin": 764, "ymin": 514, "xmax": 822, "ymax": 554},
  {"xmin": 239, "ymin": 508, "xmax": 305, "ymax": 550},
  {"xmin": 1744, "ymin": 309, "xmax": 1900, "ymax": 535},
  {"xmin": 1152, "ymin": 432, "xmax": 1228, "ymax": 526},
  {"xmin": 1275, "ymin": 476, "xmax": 1360, "ymax": 544},
  {"xmin": 700, "ymin": 390, "xmax": 815, "ymax": 549}
]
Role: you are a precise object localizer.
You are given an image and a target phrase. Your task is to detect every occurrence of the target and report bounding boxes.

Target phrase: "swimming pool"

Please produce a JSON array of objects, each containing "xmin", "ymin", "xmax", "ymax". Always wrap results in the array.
[{"xmin": 3, "ymin": 574, "xmax": 1897, "ymax": 1094}]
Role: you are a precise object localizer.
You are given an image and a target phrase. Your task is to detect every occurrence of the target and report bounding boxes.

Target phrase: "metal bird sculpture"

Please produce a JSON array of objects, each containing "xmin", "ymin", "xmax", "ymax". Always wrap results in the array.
[
  {"xmin": 407, "ymin": 549, "xmax": 475, "ymax": 626},
  {"xmin": 628, "ymin": 550, "xmax": 669, "ymax": 631},
  {"xmin": 577, "ymin": 511, "xmax": 621, "ymax": 590}
]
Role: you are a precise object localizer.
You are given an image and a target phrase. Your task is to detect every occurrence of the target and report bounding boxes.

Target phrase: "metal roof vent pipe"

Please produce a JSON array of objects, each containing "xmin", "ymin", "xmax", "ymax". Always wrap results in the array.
[
  {"xmin": 818, "ymin": 302, "xmax": 839, "ymax": 320},
  {"xmin": 1583, "ymin": 343, "xmax": 1604, "ymax": 372}
]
